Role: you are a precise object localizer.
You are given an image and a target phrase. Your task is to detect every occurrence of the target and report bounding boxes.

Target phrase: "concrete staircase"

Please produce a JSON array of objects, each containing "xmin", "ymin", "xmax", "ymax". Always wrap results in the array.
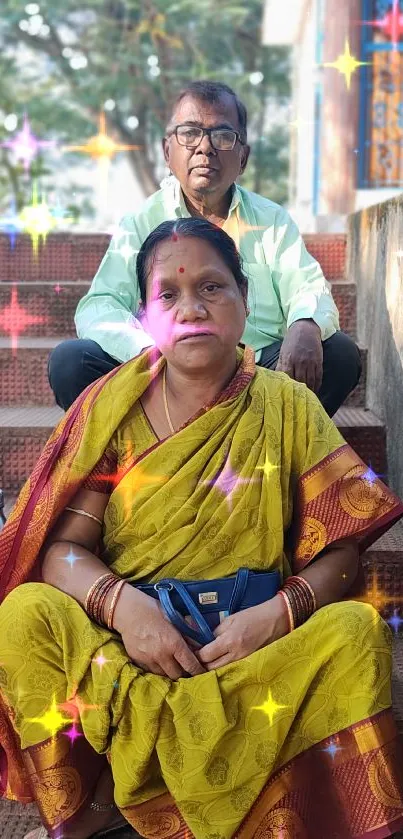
[{"xmin": 0, "ymin": 231, "xmax": 387, "ymax": 488}]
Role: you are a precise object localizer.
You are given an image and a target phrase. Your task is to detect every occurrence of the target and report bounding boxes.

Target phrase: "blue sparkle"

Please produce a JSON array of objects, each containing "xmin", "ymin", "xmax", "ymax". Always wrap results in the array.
[
  {"xmin": 64, "ymin": 548, "xmax": 79, "ymax": 569},
  {"xmin": 387, "ymin": 609, "xmax": 403, "ymax": 635},
  {"xmin": 322, "ymin": 739, "xmax": 342, "ymax": 759}
]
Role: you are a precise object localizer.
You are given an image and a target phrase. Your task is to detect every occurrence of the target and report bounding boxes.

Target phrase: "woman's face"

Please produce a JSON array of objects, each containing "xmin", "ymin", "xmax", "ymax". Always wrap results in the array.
[{"xmin": 143, "ymin": 236, "xmax": 247, "ymax": 372}]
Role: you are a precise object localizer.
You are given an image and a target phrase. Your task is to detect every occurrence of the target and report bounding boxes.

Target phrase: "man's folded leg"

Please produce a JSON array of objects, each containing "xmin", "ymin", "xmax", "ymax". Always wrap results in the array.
[
  {"xmin": 48, "ymin": 338, "xmax": 121, "ymax": 411},
  {"xmin": 258, "ymin": 331, "xmax": 362, "ymax": 417}
]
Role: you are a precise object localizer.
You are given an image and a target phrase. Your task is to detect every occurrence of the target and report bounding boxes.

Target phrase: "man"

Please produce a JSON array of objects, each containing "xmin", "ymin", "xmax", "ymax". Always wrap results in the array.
[{"xmin": 48, "ymin": 80, "xmax": 361, "ymax": 415}]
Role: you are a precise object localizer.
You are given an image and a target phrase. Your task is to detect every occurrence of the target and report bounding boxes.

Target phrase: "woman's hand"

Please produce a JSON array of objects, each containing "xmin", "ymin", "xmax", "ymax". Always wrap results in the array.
[
  {"xmin": 113, "ymin": 584, "xmax": 206, "ymax": 680},
  {"xmin": 197, "ymin": 594, "xmax": 289, "ymax": 671}
]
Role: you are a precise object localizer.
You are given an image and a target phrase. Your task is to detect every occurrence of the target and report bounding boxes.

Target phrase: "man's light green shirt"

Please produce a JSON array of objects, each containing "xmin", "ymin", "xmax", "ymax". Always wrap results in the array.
[{"xmin": 75, "ymin": 178, "xmax": 339, "ymax": 363}]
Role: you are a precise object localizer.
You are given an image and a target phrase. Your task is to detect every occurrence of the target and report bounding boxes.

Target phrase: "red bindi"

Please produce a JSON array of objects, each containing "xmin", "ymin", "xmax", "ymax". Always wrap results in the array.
[
  {"xmin": 172, "ymin": 233, "xmax": 178, "ymax": 242},
  {"xmin": 179, "ymin": 266, "xmax": 185, "ymax": 273}
]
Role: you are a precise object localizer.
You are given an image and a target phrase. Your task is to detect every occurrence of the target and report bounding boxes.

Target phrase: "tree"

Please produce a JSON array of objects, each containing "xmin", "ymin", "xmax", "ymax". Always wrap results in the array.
[{"xmin": 0, "ymin": 0, "xmax": 290, "ymax": 205}]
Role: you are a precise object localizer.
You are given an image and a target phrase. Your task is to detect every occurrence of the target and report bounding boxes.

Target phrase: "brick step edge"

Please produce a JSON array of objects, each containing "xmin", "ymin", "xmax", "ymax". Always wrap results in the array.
[
  {"xmin": 0, "ymin": 280, "xmax": 358, "ymax": 340},
  {"xmin": 0, "ymin": 232, "xmax": 347, "ymax": 282},
  {"xmin": 0, "ymin": 343, "xmax": 368, "ymax": 408}
]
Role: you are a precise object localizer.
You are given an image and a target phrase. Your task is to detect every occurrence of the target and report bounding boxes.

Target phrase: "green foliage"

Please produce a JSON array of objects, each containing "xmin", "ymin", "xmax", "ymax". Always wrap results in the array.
[{"xmin": 0, "ymin": 0, "xmax": 291, "ymax": 210}]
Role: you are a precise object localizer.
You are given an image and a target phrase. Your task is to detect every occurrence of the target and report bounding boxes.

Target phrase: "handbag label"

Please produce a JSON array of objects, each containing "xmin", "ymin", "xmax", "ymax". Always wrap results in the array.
[{"xmin": 198, "ymin": 591, "xmax": 219, "ymax": 605}]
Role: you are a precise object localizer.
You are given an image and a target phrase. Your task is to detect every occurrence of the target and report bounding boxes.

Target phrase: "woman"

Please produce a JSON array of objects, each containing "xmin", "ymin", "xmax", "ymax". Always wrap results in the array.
[{"xmin": 0, "ymin": 218, "xmax": 403, "ymax": 839}]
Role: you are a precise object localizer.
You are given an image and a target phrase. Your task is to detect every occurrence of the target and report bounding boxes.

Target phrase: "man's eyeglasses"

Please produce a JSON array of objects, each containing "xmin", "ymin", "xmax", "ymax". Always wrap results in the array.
[{"xmin": 170, "ymin": 124, "xmax": 242, "ymax": 151}]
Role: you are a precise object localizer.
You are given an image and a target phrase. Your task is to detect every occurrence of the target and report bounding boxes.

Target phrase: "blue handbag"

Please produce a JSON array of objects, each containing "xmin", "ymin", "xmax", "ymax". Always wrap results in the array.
[{"xmin": 135, "ymin": 567, "xmax": 281, "ymax": 646}]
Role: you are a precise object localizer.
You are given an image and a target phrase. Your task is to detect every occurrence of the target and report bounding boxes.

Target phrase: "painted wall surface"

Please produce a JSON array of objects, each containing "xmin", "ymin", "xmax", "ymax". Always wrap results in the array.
[{"xmin": 347, "ymin": 196, "xmax": 403, "ymax": 497}]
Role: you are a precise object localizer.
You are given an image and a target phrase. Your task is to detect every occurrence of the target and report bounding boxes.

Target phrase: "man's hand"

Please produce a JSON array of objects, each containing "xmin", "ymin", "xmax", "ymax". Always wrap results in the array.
[
  {"xmin": 276, "ymin": 319, "xmax": 323, "ymax": 393},
  {"xmin": 197, "ymin": 595, "xmax": 289, "ymax": 671}
]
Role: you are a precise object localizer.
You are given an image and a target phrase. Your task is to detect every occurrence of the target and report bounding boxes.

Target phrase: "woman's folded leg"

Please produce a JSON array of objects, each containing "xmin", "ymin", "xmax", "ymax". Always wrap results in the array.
[{"xmin": 1, "ymin": 584, "xmax": 402, "ymax": 839}]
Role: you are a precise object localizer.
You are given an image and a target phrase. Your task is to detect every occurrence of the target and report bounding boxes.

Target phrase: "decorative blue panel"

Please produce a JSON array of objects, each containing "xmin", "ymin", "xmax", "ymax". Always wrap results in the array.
[{"xmin": 359, "ymin": 0, "xmax": 403, "ymax": 187}]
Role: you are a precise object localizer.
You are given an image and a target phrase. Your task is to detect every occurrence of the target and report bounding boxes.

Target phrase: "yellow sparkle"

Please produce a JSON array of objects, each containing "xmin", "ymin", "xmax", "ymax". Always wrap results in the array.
[
  {"xmin": 323, "ymin": 39, "xmax": 370, "ymax": 90},
  {"xmin": 28, "ymin": 695, "xmax": 72, "ymax": 738},
  {"xmin": 252, "ymin": 688, "xmax": 287, "ymax": 725},
  {"xmin": 358, "ymin": 569, "xmax": 403, "ymax": 612},
  {"xmin": 19, "ymin": 184, "xmax": 57, "ymax": 256},
  {"xmin": 65, "ymin": 112, "xmax": 140, "ymax": 160},
  {"xmin": 256, "ymin": 455, "xmax": 278, "ymax": 481},
  {"xmin": 288, "ymin": 117, "xmax": 314, "ymax": 131},
  {"xmin": 64, "ymin": 113, "xmax": 142, "ymax": 199}
]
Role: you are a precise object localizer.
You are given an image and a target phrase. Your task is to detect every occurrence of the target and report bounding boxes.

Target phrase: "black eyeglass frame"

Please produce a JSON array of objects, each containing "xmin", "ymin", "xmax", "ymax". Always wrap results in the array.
[{"xmin": 168, "ymin": 124, "xmax": 244, "ymax": 151}]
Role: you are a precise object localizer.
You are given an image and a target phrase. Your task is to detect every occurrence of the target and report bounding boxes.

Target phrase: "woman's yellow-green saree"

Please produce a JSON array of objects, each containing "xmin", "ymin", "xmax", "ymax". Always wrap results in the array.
[{"xmin": 0, "ymin": 347, "xmax": 403, "ymax": 839}]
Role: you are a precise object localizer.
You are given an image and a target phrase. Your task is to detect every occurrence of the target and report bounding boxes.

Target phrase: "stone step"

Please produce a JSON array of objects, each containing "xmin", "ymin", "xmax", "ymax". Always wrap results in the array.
[
  {"xmin": 0, "ymin": 232, "xmax": 347, "ymax": 283},
  {"xmin": 0, "ymin": 279, "xmax": 357, "ymax": 341},
  {"xmin": 0, "ymin": 338, "xmax": 368, "ymax": 409},
  {"xmin": 333, "ymin": 406, "xmax": 387, "ymax": 478},
  {"xmin": 0, "ymin": 405, "xmax": 386, "ymax": 493}
]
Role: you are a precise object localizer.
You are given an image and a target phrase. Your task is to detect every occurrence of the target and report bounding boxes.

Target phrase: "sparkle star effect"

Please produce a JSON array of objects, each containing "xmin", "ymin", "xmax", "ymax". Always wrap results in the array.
[
  {"xmin": 322, "ymin": 737, "xmax": 343, "ymax": 759},
  {"xmin": 63, "ymin": 722, "xmax": 83, "ymax": 745},
  {"xmin": 0, "ymin": 199, "xmax": 23, "ymax": 249},
  {"xmin": 252, "ymin": 688, "xmax": 288, "ymax": 725},
  {"xmin": 64, "ymin": 546, "xmax": 79, "ymax": 569},
  {"xmin": 359, "ymin": 569, "xmax": 403, "ymax": 612},
  {"xmin": 59, "ymin": 694, "xmax": 100, "ymax": 722},
  {"xmin": 1, "ymin": 114, "xmax": 53, "ymax": 171},
  {"xmin": 64, "ymin": 113, "xmax": 141, "ymax": 198},
  {"xmin": 0, "ymin": 284, "xmax": 47, "ymax": 355},
  {"xmin": 28, "ymin": 695, "xmax": 73, "ymax": 739},
  {"xmin": 362, "ymin": 463, "xmax": 387, "ymax": 484},
  {"xmin": 255, "ymin": 455, "xmax": 279, "ymax": 481},
  {"xmin": 19, "ymin": 184, "xmax": 57, "ymax": 256},
  {"xmin": 95, "ymin": 441, "xmax": 165, "ymax": 518},
  {"xmin": 323, "ymin": 39, "xmax": 370, "ymax": 90},
  {"xmin": 360, "ymin": 0, "xmax": 403, "ymax": 53},
  {"xmin": 204, "ymin": 456, "xmax": 254, "ymax": 512},
  {"xmin": 93, "ymin": 650, "xmax": 112, "ymax": 671},
  {"xmin": 110, "ymin": 231, "xmax": 138, "ymax": 267},
  {"xmin": 387, "ymin": 609, "xmax": 403, "ymax": 634}
]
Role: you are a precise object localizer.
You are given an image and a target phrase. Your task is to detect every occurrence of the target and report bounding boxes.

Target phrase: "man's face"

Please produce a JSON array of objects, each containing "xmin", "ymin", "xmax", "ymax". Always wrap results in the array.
[{"xmin": 163, "ymin": 94, "xmax": 250, "ymax": 203}]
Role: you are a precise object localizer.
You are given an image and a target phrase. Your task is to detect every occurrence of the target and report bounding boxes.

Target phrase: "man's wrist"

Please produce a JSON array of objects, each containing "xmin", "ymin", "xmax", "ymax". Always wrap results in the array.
[{"xmin": 290, "ymin": 318, "xmax": 321, "ymax": 333}]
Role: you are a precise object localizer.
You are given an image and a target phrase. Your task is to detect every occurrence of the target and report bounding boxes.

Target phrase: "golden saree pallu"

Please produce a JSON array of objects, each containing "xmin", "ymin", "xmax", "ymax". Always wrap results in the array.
[{"xmin": 0, "ymin": 347, "xmax": 403, "ymax": 839}]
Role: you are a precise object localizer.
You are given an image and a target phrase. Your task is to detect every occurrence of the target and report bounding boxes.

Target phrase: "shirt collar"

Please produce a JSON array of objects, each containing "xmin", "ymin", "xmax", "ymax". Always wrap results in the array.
[{"xmin": 166, "ymin": 176, "xmax": 240, "ymax": 218}]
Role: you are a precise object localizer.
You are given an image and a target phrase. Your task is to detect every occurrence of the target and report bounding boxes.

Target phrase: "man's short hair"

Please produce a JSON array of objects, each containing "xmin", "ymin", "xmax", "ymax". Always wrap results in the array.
[{"xmin": 166, "ymin": 80, "xmax": 248, "ymax": 143}]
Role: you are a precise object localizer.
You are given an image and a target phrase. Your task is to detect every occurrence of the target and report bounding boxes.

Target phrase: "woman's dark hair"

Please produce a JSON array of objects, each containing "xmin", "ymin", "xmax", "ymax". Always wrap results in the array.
[{"xmin": 136, "ymin": 217, "xmax": 248, "ymax": 306}]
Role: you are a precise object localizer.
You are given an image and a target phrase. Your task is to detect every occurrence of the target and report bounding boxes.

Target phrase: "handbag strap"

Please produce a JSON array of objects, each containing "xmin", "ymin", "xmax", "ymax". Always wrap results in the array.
[
  {"xmin": 228, "ymin": 568, "xmax": 250, "ymax": 613},
  {"xmin": 156, "ymin": 580, "xmax": 215, "ymax": 646}
]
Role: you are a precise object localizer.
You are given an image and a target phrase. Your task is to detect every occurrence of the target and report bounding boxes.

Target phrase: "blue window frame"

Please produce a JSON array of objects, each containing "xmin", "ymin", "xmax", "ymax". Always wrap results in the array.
[{"xmin": 359, "ymin": 0, "xmax": 403, "ymax": 187}]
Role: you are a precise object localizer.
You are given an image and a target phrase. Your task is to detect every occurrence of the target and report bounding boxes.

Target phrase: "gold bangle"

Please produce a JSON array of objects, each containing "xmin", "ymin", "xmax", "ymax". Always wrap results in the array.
[
  {"xmin": 278, "ymin": 590, "xmax": 294, "ymax": 633},
  {"xmin": 84, "ymin": 573, "xmax": 115, "ymax": 614},
  {"xmin": 107, "ymin": 580, "xmax": 126, "ymax": 630},
  {"xmin": 65, "ymin": 507, "xmax": 103, "ymax": 526}
]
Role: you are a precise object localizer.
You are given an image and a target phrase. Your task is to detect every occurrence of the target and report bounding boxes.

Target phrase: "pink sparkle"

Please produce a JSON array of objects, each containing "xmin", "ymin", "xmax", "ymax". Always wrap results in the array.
[
  {"xmin": 1, "ymin": 114, "xmax": 54, "ymax": 172},
  {"xmin": 360, "ymin": 0, "xmax": 403, "ymax": 52},
  {"xmin": 0, "ymin": 285, "xmax": 47, "ymax": 355},
  {"xmin": 54, "ymin": 284, "xmax": 63, "ymax": 294},
  {"xmin": 60, "ymin": 695, "xmax": 99, "ymax": 721},
  {"xmin": 93, "ymin": 651, "xmax": 112, "ymax": 671},
  {"xmin": 203, "ymin": 456, "xmax": 254, "ymax": 511},
  {"xmin": 63, "ymin": 722, "xmax": 83, "ymax": 745}
]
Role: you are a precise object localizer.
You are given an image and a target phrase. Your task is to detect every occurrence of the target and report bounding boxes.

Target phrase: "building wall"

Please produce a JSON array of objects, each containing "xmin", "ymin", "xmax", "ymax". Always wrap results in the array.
[{"xmin": 347, "ymin": 195, "xmax": 403, "ymax": 498}]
